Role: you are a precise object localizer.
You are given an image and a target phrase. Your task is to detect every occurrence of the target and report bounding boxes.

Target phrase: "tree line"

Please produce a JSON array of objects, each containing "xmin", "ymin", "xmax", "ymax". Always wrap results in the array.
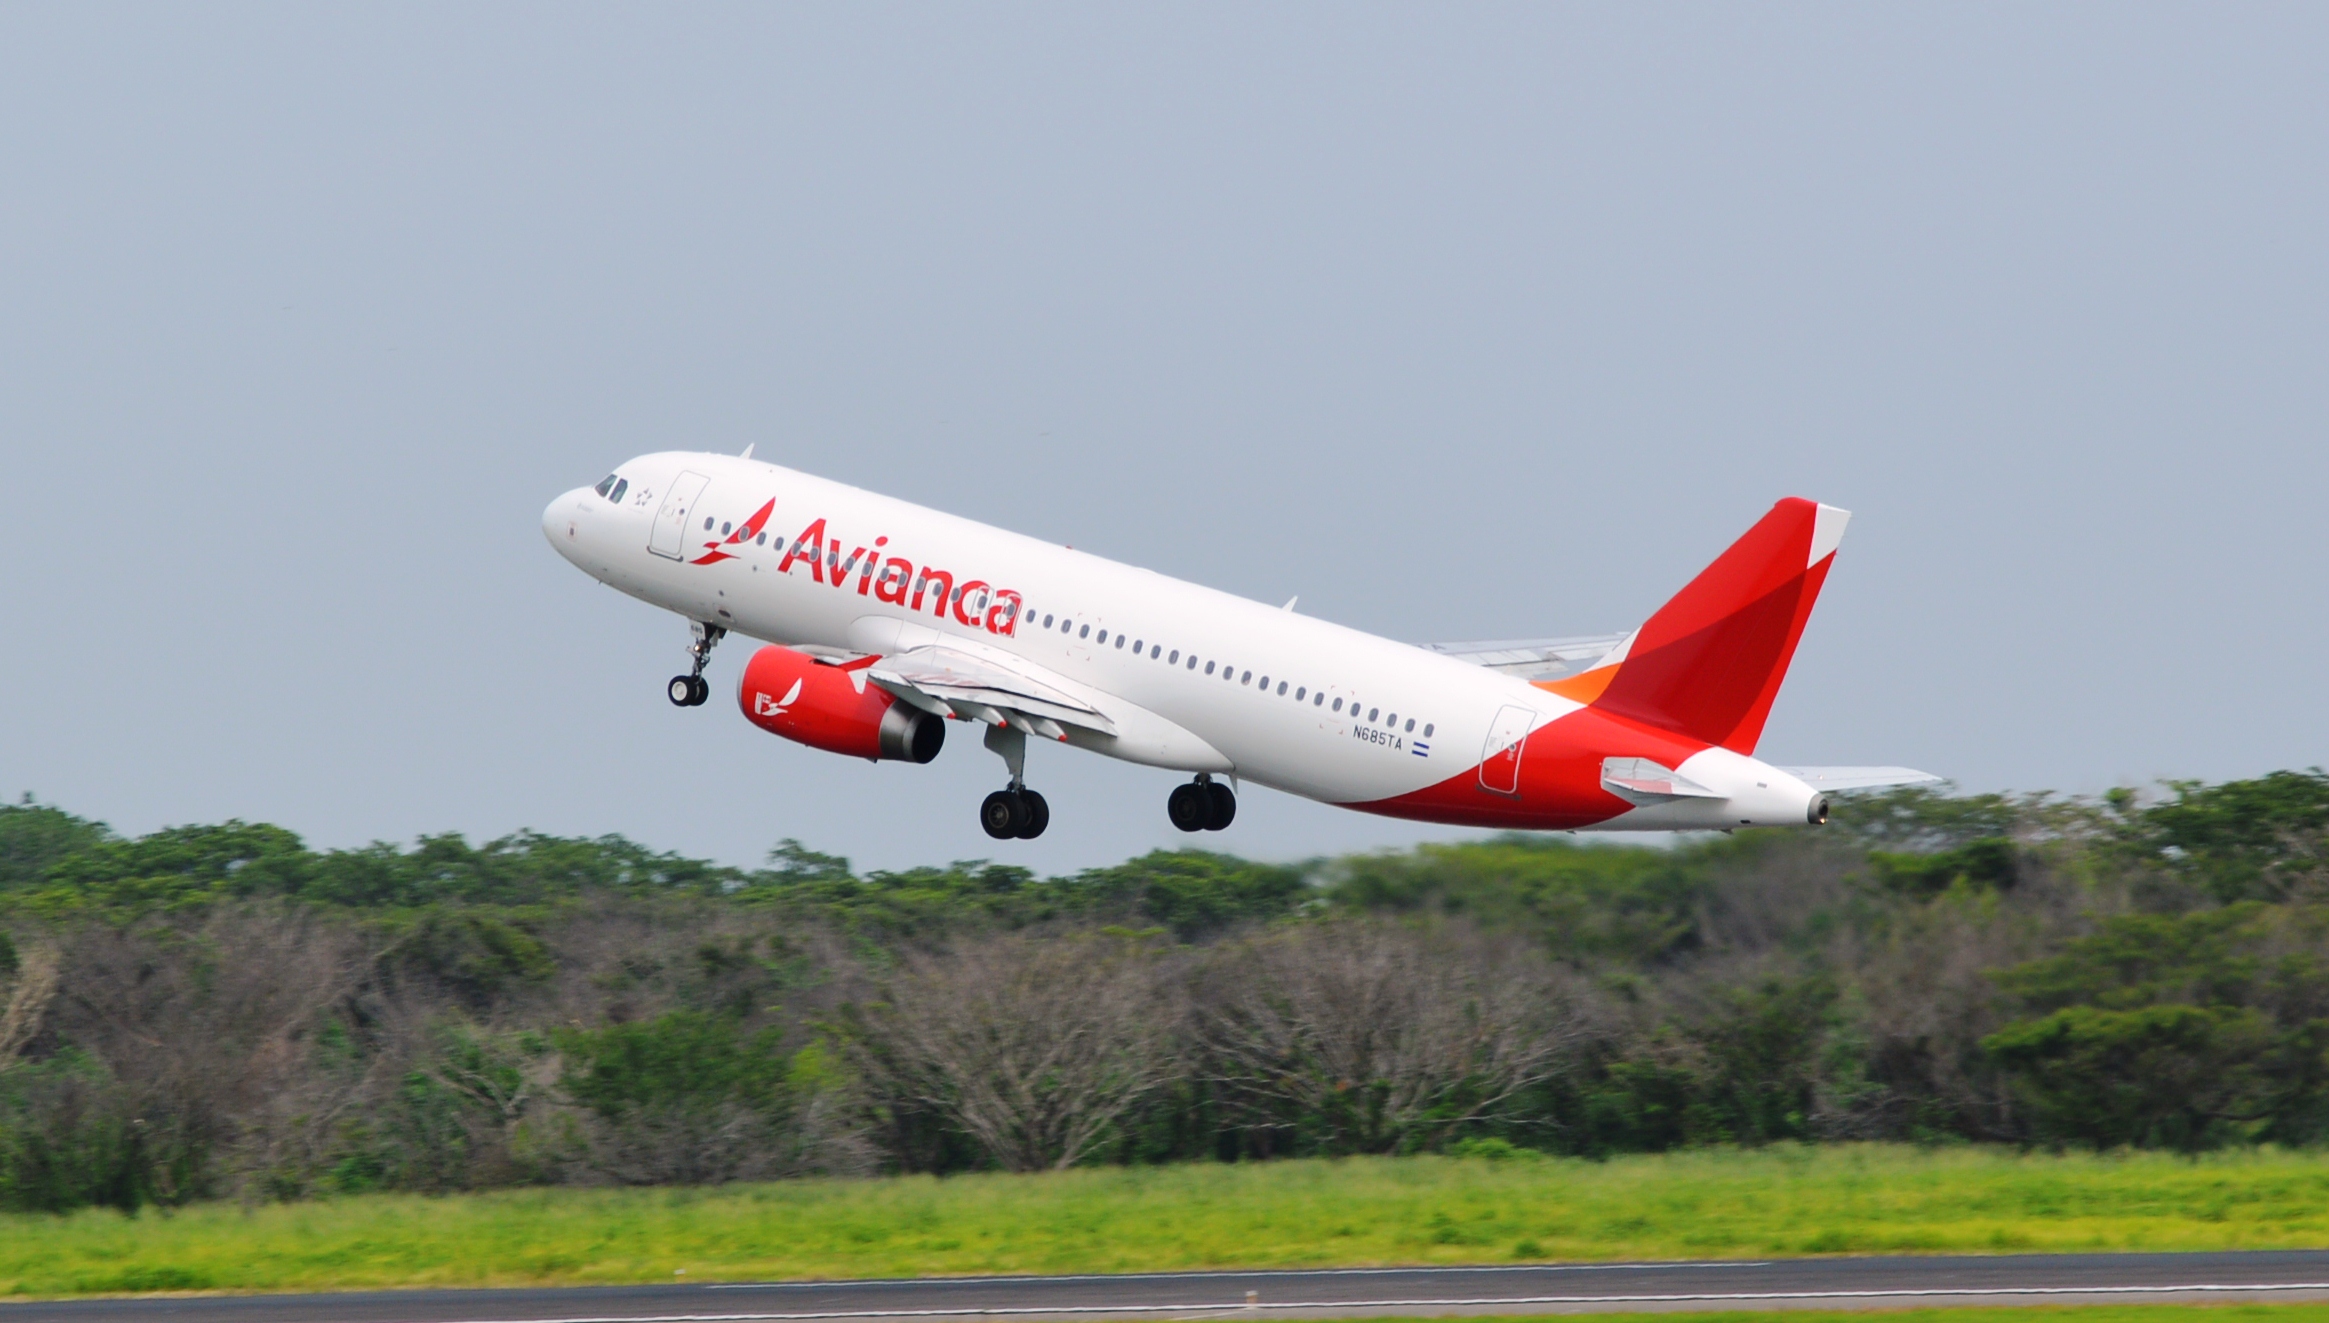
[{"xmin": 1, "ymin": 768, "xmax": 2326, "ymax": 1213}]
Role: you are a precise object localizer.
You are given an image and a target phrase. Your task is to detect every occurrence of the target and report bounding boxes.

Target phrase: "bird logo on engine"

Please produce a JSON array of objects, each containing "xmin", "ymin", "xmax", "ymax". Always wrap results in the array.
[{"xmin": 753, "ymin": 679, "xmax": 804, "ymax": 718}]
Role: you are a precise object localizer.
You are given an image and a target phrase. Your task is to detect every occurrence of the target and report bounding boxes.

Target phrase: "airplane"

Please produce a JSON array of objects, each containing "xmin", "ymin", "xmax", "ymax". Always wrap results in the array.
[{"xmin": 543, "ymin": 451, "xmax": 1937, "ymax": 840}]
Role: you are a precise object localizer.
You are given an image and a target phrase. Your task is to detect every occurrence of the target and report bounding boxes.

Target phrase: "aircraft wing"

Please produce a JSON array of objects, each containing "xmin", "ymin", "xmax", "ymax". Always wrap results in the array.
[
  {"xmin": 1418, "ymin": 633, "xmax": 1631, "ymax": 682},
  {"xmin": 1779, "ymin": 766, "xmax": 1945, "ymax": 792},
  {"xmin": 866, "ymin": 645, "xmax": 1119, "ymax": 740}
]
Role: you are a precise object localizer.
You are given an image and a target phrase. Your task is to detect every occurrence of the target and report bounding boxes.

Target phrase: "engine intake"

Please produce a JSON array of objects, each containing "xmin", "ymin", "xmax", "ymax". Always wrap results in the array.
[{"xmin": 736, "ymin": 645, "xmax": 945, "ymax": 763}]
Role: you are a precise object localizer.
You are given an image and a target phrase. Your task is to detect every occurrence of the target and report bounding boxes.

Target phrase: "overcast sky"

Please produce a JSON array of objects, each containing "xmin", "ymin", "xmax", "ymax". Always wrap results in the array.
[{"xmin": 2, "ymin": 4, "xmax": 2323, "ymax": 874}]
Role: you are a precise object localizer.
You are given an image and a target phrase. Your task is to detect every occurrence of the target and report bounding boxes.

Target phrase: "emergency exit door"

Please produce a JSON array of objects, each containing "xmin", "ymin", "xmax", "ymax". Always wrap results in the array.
[
  {"xmin": 648, "ymin": 471, "xmax": 712, "ymax": 560},
  {"xmin": 1479, "ymin": 705, "xmax": 1536, "ymax": 796}
]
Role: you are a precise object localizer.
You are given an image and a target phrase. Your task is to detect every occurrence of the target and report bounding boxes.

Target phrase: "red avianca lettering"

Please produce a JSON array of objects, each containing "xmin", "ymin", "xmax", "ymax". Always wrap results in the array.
[{"xmin": 774, "ymin": 515, "xmax": 1022, "ymax": 637}]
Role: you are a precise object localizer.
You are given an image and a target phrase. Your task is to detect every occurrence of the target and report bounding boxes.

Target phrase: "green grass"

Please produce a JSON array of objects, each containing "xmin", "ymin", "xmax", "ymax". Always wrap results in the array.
[
  {"xmin": 1375, "ymin": 1312, "xmax": 2329, "ymax": 1323},
  {"xmin": 8, "ymin": 1145, "xmax": 2329, "ymax": 1297}
]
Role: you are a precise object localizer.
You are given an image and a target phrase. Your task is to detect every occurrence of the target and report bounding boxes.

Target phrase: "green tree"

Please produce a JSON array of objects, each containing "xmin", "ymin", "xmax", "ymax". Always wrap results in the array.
[
  {"xmin": 2126, "ymin": 770, "xmax": 2329, "ymax": 902},
  {"xmin": 0, "ymin": 798, "xmax": 115, "ymax": 893},
  {"xmin": 1985, "ymin": 904, "xmax": 2329, "ymax": 1147},
  {"xmin": 557, "ymin": 1011, "xmax": 791, "ymax": 1184}
]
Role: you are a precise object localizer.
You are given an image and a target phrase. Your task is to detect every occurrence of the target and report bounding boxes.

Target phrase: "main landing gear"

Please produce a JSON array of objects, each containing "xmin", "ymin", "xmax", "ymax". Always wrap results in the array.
[
  {"xmin": 1168, "ymin": 774, "xmax": 1236, "ymax": 833},
  {"xmin": 978, "ymin": 723, "xmax": 1050, "ymax": 840},
  {"xmin": 667, "ymin": 621, "xmax": 725, "ymax": 707},
  {"xmin": 980, "ymin": 787, "xmax": 1050, "ymax": 840}
]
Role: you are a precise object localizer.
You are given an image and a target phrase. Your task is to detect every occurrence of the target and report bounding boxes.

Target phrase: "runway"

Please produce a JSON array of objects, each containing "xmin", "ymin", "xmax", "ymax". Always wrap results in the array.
[{"xmin": 6, "ymin": 1254, "xmax": 2329, "ymax": 1323}]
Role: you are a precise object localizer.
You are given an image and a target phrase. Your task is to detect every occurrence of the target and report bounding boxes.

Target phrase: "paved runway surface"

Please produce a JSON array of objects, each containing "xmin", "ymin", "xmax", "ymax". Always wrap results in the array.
[{"xmin": 7, "ymin": 1253, "xmax": 2329, "ymax": 1322}]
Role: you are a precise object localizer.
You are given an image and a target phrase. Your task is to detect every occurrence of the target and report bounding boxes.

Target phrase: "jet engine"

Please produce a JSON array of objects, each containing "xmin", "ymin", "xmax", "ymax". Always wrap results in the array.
[{"xmin": 736, "ymin": 645, "xmax": 945, "ymax": 763}]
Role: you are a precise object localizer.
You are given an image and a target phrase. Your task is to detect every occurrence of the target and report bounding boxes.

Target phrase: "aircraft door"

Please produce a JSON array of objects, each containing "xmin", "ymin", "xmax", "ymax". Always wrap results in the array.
[
  {"xmin": 648, "ymin": 471, "xmax": 713, "ymax": 560},
  {"xmin": 1478, "ymin": 705, "xmax": 1536, "ymax": 796}
]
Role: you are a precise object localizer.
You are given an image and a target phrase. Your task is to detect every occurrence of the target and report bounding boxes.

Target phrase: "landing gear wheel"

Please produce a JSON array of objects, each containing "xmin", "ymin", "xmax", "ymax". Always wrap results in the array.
[
  {"xmin": 1015, "ymin": 790, "xmax": 1050, "ymax": 839},
  {"xmin": 1204, "ymin": 782, "xmax": 1237, "ymax": 831},
  {"xmin": 980, "ymin": 790, "xmax": 1030, "ymax": 840},
  {"xmin": 669, "ymin": 621, "xmax": 726, "ymax": 709},
  {"xmin": 1167, "ymin": 782, "xmax": 1210, "ymax": 833}
]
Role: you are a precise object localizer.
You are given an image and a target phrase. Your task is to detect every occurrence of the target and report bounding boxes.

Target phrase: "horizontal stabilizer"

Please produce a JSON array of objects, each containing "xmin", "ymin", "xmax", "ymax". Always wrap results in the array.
[
  {"xmin": 1601, "ymin": 756, "xmax": 1721, "ymax": 803},
  {"xmin": 1419, "ymin": 634, "xmax": 1630, "ymax": 682},
  {"xmin": 1779, "ymin": 766, "xmax": 1944, "ymax": 792}
]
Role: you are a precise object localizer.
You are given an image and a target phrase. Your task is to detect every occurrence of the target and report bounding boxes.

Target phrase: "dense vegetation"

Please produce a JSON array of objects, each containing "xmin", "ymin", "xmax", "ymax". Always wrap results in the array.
[{"xmin": 1, "ymin": 768, "xmax": 2326, "ymax": 1214}]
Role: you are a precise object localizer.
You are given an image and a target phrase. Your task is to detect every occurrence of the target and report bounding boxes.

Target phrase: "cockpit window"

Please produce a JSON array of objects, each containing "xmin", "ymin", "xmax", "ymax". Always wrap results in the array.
[
  {"xmin": 609, "ymin": 478, "xmax": 628, "ymax": 503},
  {"xmin": 593, "ymin": 474, "xmax": 618, "ymax": 497}
]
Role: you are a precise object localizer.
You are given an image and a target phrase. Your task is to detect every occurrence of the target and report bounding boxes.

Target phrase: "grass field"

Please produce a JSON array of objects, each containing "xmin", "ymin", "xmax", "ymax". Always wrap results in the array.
[
  {"xmin": 7, "ymin": 1145, "xmax": 2329, "ymax": 1297},
  {"xmin": 1360, "ymin": 1312, "xmax": 2329, "ymax": 1323},
  {"xmin": 1394, "ymin": 1313, "xmax": 2329, "ymax": 1323}
]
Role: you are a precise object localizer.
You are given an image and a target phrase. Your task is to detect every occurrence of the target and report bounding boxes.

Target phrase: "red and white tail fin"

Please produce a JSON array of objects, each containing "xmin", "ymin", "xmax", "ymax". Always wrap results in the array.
[{"xmin": 1539, "ymin": 498, "xmax": 1848, "ymax": 754}]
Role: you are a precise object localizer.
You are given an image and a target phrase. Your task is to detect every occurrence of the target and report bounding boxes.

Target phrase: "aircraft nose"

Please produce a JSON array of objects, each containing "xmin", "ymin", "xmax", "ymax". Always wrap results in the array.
[{"xmin": 544, "ymin": 490, "xmax": 585, "ymax": 558}]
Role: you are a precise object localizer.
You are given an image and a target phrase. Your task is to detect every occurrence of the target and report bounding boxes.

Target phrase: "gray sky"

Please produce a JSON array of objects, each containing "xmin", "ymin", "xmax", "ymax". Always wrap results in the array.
[{"xmin": 2, "ymin": 4, "xmax": 2323, "ymax": 874}]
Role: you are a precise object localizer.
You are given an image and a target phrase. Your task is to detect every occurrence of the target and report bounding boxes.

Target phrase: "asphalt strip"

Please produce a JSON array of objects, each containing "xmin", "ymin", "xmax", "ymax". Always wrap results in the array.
[
  {"xmin": 12, "ymin": 1255, "xmax": 2329, "ymax": 1322},
  {"xmin": 384, "ymin": 1283, "xmax": 2329, "ymax": 1323}
]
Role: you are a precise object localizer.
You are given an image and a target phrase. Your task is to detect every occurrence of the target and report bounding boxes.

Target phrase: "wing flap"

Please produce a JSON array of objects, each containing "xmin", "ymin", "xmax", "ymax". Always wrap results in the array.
[{"xmin": 868, "ymin": 645, "xmax": 1119, "ymax": 738}]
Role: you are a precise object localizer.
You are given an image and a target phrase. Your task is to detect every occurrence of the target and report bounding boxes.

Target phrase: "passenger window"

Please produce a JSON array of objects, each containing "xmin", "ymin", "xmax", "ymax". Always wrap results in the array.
[
  {"xmin": 1404, "ymin": 718, "xmax": 1415, "ymax": 732},
  {"xmin": 1080, "ymin": 625, "xmax": 1090, "ymax": 639},
  {"xmin": 1116, "ymin": 635, "xmax": 1127, "ymax": 649},
  {"xmin": 756, "ymin": 533, "xmax": 766, "ymax": 545},
  {"xmin": 1386, "ymin": 712, "xmax": 1397, "ymax": 727},
  {"xmin": 1258, "ymin": 675, "xmax": 1269, "ymax": 689},
  {"xmin": 1424, "ymin": 723, "xmax": 1435, "ymax": 737},
  {"xmin": 1133, "ymin": 639, "xmax": 1144, "ymax": 652},
  {"xmin": 721, "ymin": 521, "xmax": 733, "ymax": 535},
  {"xmin": 1204, "ymin": 661, "xmax": 1215, "ymax": 675},
  {"xmin": 1369, "ymin": 708, "xmax": 1380, "ymax": 722},
  {"xmin": 1314, "ymin": 693, "xmax": 1324, "ymax": 706},
  {"xmin": 1296, "ymin": 686, "xmax": 1306, "ymax": 700},
  {"xmin": 609, "ymin": 479, "xmax": 628, "ymax": 502},
  {"xmin": 1097, "ymin": 630, "xmax": 1107, "ymax": 644},
  {"xmin": 703, "ymin": 516, "xmax": 714, "ymax": 531},
  {"xmin": 1169, "ymin": 650, "xmax": 1179, "ymax": 664},
  {"xmin": 1063, "ymin": 618, "xmax": 1074, "ymax": 633},
  {"xmin": 1044, "ymin": 614, "xmax": 1054, "ymax": 628},
  {"xmin": 1277, "ymin": 681, "xmax": 1288, "ymax": 696},
  {"xmin": 1188, "ymin": 656, "xmax": 1199, "ymax": 670},
  {"xmin": 1332, "ymin": 698, "xmax": 1343, "ymax": 712},
  {"xmin": 1151, "ymin": 644, "xmax": 1162, "ymax": 658},
  {"xmin": 1241, "ymin": 671, "xmax": 1252, "ymax": 685}
]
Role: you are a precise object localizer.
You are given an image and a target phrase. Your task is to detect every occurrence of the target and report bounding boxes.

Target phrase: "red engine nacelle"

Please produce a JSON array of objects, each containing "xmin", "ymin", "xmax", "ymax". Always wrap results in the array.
[{"xmin": 735, "ymin": 645, "xmax": 946, "ymax": 763}]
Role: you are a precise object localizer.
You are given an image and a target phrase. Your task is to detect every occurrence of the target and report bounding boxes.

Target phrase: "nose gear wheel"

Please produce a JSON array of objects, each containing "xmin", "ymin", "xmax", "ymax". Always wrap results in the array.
[{"xmin": 666, "ymin": 621, "xmax": 726, "ymax": 707}]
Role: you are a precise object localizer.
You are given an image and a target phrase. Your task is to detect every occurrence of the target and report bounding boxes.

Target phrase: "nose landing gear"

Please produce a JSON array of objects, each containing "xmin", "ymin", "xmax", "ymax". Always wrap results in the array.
[
  {"xmin": 1169, "ymin": 774, "xmax": 1236, "ymax": 832},
  {"xmin": 667, "ymin": 622, "xmax": 726, "ymax": 707},
  {"xmin": 977, "ymin": 722, "xmax": 1050, "ymax": 840}
]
